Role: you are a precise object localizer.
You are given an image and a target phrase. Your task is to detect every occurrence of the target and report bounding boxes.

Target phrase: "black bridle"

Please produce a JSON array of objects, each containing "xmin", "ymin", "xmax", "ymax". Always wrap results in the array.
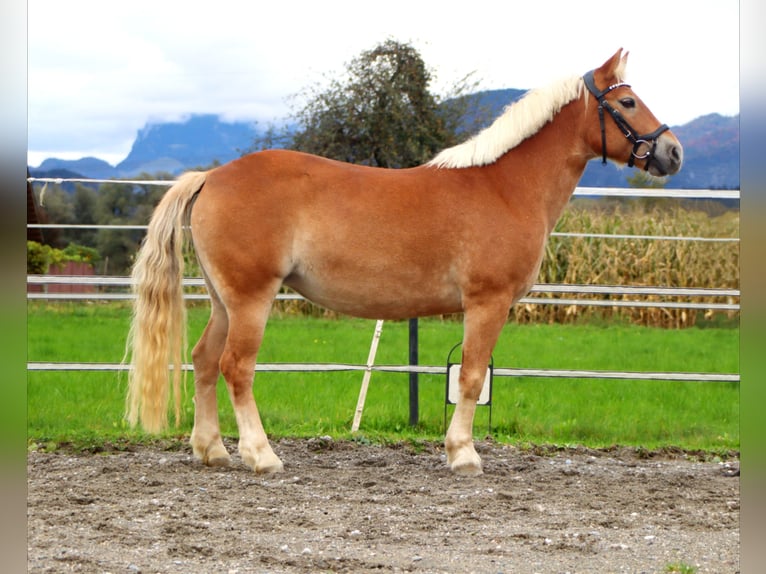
[{"xmin": 583, "ymin": 69, "xmax": 669, "ymax": 171}]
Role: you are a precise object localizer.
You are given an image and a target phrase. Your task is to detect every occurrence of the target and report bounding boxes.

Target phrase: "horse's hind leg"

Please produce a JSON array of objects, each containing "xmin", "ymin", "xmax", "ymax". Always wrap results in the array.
[
  {"xmin": 190, "ymin": 291, "xmax": 231, "ymax": 466},
  {"xmin": 220, "ymin": 292, "xmax": 283, "ymax": 474}
]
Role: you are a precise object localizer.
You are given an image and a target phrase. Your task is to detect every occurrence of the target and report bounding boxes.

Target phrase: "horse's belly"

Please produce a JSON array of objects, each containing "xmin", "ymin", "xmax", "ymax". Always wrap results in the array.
[{"xmin": 284, "ymin": 268, "xmax": 463, "ymax": 320}]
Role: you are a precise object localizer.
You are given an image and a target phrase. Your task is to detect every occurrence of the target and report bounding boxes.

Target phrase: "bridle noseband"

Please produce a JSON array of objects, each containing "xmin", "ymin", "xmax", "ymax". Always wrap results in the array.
[{"xmin": 583, "ymin": 69, "xmax": 669, "ymax": 171}]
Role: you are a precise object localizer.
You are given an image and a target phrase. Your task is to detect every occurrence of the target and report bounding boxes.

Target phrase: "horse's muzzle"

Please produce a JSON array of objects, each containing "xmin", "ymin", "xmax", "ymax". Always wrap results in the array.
[{"xmin": 646, "ymin": 134, "xmax": 683, "ymax": 177}]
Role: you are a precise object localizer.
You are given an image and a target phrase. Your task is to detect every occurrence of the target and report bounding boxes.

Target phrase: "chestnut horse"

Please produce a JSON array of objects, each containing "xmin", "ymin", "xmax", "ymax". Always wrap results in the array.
[{"xmin": 126, "ymin": 49, "xmax": 682, "ymax": 476}]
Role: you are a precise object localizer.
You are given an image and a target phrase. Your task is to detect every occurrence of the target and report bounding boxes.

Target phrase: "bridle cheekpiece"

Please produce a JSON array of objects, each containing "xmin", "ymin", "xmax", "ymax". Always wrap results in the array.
[{"xmin": 583, "ymin": 69, "xmax": 669, "ymax": 171}]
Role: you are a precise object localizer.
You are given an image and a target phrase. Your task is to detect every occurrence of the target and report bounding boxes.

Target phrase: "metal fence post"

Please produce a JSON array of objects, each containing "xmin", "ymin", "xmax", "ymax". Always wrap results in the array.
[{"xmin": 408, "ymin": 317, "xmax": 419, "ymax": 427}]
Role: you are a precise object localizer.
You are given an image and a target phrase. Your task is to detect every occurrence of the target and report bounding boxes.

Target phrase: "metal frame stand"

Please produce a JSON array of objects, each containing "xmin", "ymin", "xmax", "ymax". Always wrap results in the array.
[{"xmin": 444, "ymin": 342, "xmax": 493, "ymax": 435}]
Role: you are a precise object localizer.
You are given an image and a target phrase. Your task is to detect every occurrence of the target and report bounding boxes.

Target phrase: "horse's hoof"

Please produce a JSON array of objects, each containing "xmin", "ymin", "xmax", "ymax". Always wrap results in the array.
[
  {"xmin": 447, "ymin": 445, "xmax": 483, "ymax": 476},
  {"xmin": 255, "ymin": 458, "xmax": 284, "ymax": 475},
  {"xmin": 205, "ymin": 453, "xmax": 231, "ymax": 467},
  {"xmin": 241, "ymin": 448, "xmax": 284, "ymax": 474},
  {"xmin": 450, "ymin": 459, "xmax": 484, "ymax": 476},
  {"xmin": 192, "ymin": 442, "xmax": 231, "ymax": 467}
]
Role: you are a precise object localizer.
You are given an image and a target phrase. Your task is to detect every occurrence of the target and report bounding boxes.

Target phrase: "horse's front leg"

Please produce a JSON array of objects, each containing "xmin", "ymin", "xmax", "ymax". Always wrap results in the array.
[{"xmin": 445, "ymin": 299, "xmax": 509, "ymax": 476}]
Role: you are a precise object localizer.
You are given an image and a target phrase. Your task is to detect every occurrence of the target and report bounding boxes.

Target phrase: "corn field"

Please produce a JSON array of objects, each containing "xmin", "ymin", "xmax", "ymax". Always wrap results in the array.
[{"xmin": 511, "ymin": 202, "xmax": 740, "ymax": 327}]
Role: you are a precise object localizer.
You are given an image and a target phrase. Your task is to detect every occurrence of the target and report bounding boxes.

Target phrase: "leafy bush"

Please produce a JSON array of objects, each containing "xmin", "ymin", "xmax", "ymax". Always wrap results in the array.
[
  {"xmin": 60, "ymin": 243, "xmax": 100, "ymax": 265},
  {"xmin": 27, "ymin": 241, "xmax": 51, "ymax": 274},
  {"xmin": 27, "ymin": 241, "xmax": 101, "ymax": 274}
]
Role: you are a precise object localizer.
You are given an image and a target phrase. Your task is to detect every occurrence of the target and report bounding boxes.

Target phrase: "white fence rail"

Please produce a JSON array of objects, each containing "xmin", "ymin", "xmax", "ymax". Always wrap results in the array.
[
  {"xmin": 27, "ymin": 177, "xmax": 742, "ymax": 199},
  {"xmin": 26, "ymin": 275, "xmax": 741, "ymax": 311},
  {"xmin": 26, "ymin": 361, "xmax": 739, "ymax": 383}
]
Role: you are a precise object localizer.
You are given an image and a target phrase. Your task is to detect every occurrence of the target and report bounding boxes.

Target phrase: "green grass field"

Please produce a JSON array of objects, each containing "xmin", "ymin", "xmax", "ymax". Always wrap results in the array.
[{"xmin": 27, "ymin": 302, "xmax": 739, "ymax": 453}]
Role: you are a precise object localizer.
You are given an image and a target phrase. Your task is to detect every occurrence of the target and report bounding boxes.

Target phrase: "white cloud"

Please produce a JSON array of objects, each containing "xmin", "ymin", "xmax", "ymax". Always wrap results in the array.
[{"xmin": 28, "ymin": 0, "xmax": 739, "ymax": 165}]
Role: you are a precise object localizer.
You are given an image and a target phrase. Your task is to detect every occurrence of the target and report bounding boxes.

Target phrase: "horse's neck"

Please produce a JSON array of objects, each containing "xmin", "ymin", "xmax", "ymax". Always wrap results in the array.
[{"xmin": 493, "ymin": 98, "xmax": 592, "ymax": 233}]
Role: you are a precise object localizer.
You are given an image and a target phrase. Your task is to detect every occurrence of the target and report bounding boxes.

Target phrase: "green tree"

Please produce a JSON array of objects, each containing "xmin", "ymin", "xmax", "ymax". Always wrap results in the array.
[
  {"xmin": 71, "ymin": 184, "xmax": 99, "ymax": 246},
  {"xmin": 626, "ymin": 168, "xmax": 676, "ymax": 211},
  {"xmin": 131, "ymin": 172, "xmax": 175, "ymax": 225},
  {"xmin": 30, "ymin": 172, "xmax": 178, "ymax": 275},
  {"xmin": 95, "ymin": 182, "xmax": 137, "ymax": 222},
  {"xmin": 33, "ymin": 183, "xmax": 77, "ymax": 248},
  {"xmin": 92, "ymin": 182, "xmax": 138, "ymax": 273},
  {"xmin": 626, "ymin": 170, "xmax": 667, "ymax": 189},
  {"xmin": 287, "ymin": 39, "xmax": 480, "ymax": 168},
  {"xmin": 92, "ymin": 174, "xmax": 175, "ymax": 275}
]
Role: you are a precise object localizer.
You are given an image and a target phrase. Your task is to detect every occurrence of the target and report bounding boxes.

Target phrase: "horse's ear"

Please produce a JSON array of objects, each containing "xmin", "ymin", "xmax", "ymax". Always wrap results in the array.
[
  {"xmin": 597, "ymin": 48, "xmax": 629, "ymax": 82},
  {"xmin": 618, "ymin": 50, "xmax": 629, "ymax": 81}
]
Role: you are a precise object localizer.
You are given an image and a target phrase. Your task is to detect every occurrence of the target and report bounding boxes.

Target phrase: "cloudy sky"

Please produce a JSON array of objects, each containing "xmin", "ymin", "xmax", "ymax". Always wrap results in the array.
[{"xmin": 28, "ymin": 0, "xmax": 740, "ymax": 167}]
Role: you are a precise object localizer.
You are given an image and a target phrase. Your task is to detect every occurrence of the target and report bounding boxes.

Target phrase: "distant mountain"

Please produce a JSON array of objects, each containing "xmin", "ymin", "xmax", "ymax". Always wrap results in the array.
[
  {"xmin": 29, "ymin": 93, "xmax": 739, "ymax": 190},
  {"xmin": 31, "ymin": 114, "xmax": 260, "ymax": 181},
  {"xmin": 36, "ymin": 156, "xmax": 117, "ymax": 180},
  {"xmin": 460, "ymin": 88, "xmax": 527, "ymax": 133},
  {"xmin": 115, "ymin": 114, "xmax": 258, "ymax": 175},
  {"xmin": 667, "ymin": 113, "xmax": 739, "ymax": 189}
]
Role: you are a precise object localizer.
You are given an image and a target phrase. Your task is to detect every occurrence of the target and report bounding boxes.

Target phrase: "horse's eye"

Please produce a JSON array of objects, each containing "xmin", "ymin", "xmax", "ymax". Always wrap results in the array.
[{"xmin": 620, "ymin": 98, "xmax": 636, "ymax": 109}]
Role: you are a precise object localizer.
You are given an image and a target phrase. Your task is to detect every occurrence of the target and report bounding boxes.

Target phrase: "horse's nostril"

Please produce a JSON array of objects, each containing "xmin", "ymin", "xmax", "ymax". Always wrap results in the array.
[{"xmin": 671, "ymin": 145, "xmax": 681, "ymax": 162}]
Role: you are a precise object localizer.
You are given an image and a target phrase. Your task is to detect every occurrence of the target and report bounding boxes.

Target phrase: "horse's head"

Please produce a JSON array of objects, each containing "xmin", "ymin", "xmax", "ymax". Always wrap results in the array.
[{"xmin": 583, "ymin": 49, "xmax": 683, "ymax": 177}]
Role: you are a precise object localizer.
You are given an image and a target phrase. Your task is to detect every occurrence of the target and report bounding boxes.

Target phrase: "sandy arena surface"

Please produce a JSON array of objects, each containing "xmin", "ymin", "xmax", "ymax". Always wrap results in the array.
[{"xmin": 27, "ymin": 438, "xmax": 739, "ymax": 573}]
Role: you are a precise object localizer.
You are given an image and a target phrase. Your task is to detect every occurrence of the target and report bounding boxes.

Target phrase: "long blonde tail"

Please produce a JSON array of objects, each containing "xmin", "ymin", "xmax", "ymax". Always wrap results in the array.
[{"xmin": 126, "ymin": 171, "xmax": 207, "ymax": 433}]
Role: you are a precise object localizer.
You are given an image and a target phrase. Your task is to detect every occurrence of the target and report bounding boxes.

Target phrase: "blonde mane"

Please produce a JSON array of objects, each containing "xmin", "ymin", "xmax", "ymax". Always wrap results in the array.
[{"xmin": 427, "ymin": 75, "xmax": 587, "ymax": 169}]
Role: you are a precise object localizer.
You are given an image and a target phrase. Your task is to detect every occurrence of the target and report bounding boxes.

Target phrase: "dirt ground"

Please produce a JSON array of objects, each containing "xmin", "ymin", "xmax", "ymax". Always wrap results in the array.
[{"xmin": 27, "ymin": 438, "xmax": 739, "ymax": 574}]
